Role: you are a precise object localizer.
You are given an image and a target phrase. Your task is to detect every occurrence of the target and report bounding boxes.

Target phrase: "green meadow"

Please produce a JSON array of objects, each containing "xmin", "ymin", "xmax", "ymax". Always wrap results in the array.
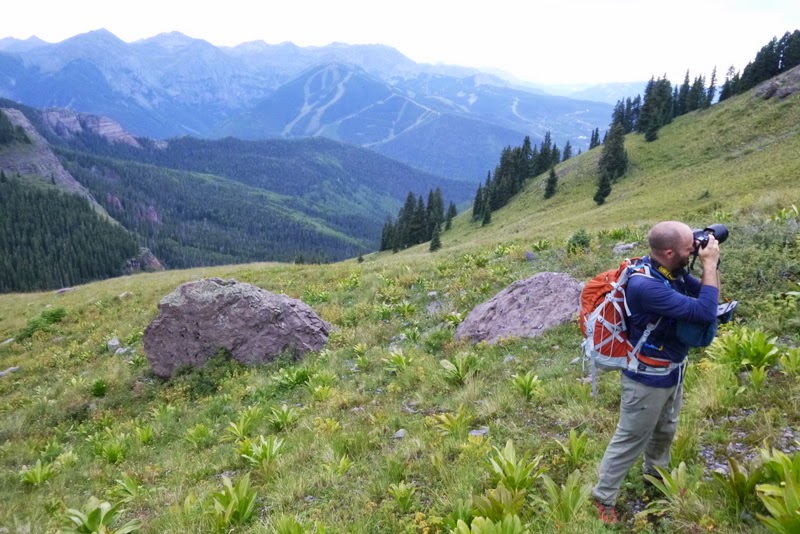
[{"xmin": 1, "ymin": 88, "xmax": 799, "ymax": 532}]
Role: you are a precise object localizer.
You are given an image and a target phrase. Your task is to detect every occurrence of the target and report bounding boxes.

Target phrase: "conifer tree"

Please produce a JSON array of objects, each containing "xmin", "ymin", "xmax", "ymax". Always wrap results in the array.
[
  {"xmin": 481, "ymin": 204, "xmax": 492, "ymax": 226},
  {"xmin": 445, "ymin": 202, "xmax": 457, "ymax": 230},
  {"xmin": 550, "ymin": 145, "xmax": 561, "ymax": 168},
  {"xmin": 589, "ymin": 128, "xmax": 601, "ymax": 149},
  {"xmin": 429, "ymin": 224, "xmax": 442, "ymax": 252},
  {"xmin": 562, "ymin": 141, "xmax": 572, "ymax": 162},
  {"xmin": 409, "ymin": 195, "xmax": 427, "ymax": 245},
  {"xmin": 594, "ymin": 172, "xmax": 612, "ymax": 205},
  {"xmin": 598, "ymin": 121, "xmax": 628, "ymax": 181},
  {"xmin": 706, "ymin": 66, "xmax": 717, "ymax": 107},
  {"xmin": 544, "ymin": 167, "xmax": 558, "ymax": 199},
  {"xmin": 534, "ymin": 131, "xmax": 552, "ymax": 176},
  {"xmin": 472, "ymin": 183, "xmax": 484, "ymax": 221}
]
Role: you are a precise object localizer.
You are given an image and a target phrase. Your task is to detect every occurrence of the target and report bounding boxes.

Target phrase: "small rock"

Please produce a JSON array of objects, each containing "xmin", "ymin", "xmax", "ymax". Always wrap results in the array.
[
  {"xmin": 525, "ymin": 251, "xmax": 536, "ymax": 261},
  {"xmin": 115, "ymin": 347, "xmax": 130, "ymax": 356},
  {"xmin": 0, "ymin": 338, "xmax": 14, "ymax": 347},
  {"xmin": 469, "ymin": 427, "xmax": 490, "ymax": 437},
  {"xmin": 56, "ymin": 287, "xmax": 75, "ymax": 295},
  {"xmin": 118, "ymin": 292, "xmax": 132, "ymax": 299},
  {"xmin": 427, "ymin": 301, "xmax": 443, "ymax": 315},
  {"xmin": 107, "ymin": 338, "xmax": 121, "ymax": 352},
  {"xmin": 304, "ymin": 495, "xmax": 316, "ymax": 503},
  {"xmin": 427, "ymin": 291, "xmax": 438, "ymax": 297},
  {"xmin": 0, "ymin": 366, "xmax": 20, "ymax": 378},
  {"xmin": 393, "ymin": 429, "xmax": 407, "ymax": 440},
  {"xmin": 613, "ymin": 242, "xmax": 638, "ymax": 255},
  {"xmin": 503, "ymin": 355, "xmax": 517, "ymax": 364}
]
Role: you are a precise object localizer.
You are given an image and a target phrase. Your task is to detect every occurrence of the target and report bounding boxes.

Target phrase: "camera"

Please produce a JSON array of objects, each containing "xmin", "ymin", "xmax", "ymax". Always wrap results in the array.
[{"xmin": 692, "ymin": 223, "xmax": 729, "ymax": 253}]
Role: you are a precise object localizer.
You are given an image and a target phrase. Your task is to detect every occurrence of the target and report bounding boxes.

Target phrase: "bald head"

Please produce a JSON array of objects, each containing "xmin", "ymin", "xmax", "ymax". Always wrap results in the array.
[
  {"xmin": 648, "ymin": 221, "xmax": 695, "ymax": 270},
  {"xmin": 648, "ymin": 221, "xmax": 692, "ymax": 252}
]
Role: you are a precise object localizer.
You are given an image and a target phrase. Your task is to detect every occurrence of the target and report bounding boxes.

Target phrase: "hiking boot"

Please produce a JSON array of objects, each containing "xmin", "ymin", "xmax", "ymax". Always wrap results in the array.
[{"xmin": 594, "ymin": 500, "xmax": 619, "ymax": 525}]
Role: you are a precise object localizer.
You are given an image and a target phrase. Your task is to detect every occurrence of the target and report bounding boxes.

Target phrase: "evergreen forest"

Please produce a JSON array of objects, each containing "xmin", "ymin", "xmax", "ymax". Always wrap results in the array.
[{"xmin": 0, "ymin": 174, "xmax": 139, "ymax": 292}]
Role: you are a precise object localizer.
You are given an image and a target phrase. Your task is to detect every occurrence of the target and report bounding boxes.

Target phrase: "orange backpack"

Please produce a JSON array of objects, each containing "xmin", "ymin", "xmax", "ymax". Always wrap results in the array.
[{"xmin": 579, "ymin": 258, "xmax": 673, "ymax": 395}]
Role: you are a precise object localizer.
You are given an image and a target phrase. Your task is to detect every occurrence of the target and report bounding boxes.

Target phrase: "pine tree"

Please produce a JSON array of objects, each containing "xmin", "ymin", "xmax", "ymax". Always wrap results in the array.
[
  {"xmin": 409, "ymin": 196, "xmax": 427, "ymax": 245},
  {"xmin": 598, "ymin": 121, "xmax": 628, "ymax": 181},
  {"xmin": 472, "ymin": 183, "xmax": 484, "ymax": 221},
  {"xmin": 445, "ymin": 202, "xmax": 457, "ymax": 230},
  {"xmin": 676, "ymin": 70, "xmax": 691, "ymax": 117},
  {"xmin": 481, "ymin": 205, "xmax": 492, "ymax": 226},
  {"xmin": 594, "ymin": 172, "xmax": 612, "ymax": 205},
  {"xmin": 534, "ymin": 132, "xmax": 552, "ymax": 176},
  {"xmin": 429, "ymin": 224, "xmax": 442, "ymax": 252},
  {"xmin": 544, "ymin": 167, "xmax": 558, "ymax": 199},
  {"xmin": 562, "ymin": 141, "xmax": 572, "ymax": 162},
  {"xmin": 706, "ymin": 66, "xmax": 717, "ymax": 107},
  {"xmin": 589, "ymin": 128, "xmax": 601, "ymax": 149}
]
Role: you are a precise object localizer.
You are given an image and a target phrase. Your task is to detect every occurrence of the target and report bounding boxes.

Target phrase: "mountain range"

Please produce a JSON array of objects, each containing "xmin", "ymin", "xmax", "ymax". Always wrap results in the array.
[{"xmin": 0, "ymin": 29, "xmax": 614, "ymax": 181}]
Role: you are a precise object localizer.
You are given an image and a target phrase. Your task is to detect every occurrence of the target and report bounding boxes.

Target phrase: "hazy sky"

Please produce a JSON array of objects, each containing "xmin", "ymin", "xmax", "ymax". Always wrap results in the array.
[{"xmin": 3, "ymin": 0, "xmax": 799, "ymax": 86}]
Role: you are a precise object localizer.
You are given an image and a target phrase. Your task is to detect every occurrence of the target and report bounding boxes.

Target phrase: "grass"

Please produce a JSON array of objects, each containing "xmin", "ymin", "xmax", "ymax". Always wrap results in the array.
[{"xmin": 1, "ymin": 86, "xmax": 800, "ymax": 532}]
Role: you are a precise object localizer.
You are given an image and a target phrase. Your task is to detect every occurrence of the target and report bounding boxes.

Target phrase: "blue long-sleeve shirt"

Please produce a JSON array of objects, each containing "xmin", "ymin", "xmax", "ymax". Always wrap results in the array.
[{"xmin": 622, "ymin": 256, "xmax": 719, "ymax": 387}]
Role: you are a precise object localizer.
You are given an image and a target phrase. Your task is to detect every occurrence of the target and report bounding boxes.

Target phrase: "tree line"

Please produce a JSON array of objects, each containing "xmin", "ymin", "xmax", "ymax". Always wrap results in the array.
[
  {"xmin": 471, "ymin": 133, "xmax": 576, "ymax": 225},
  {"xmin": 590, "ymin": 29, "xmax": 799, "ymax": 204},
  {"xmin": 379, "ymin": 188, "xmax": 457, "ymax": 253},
  {"xmin": 719, "ymin": 30, "xmax": 800, "ymax": 101}
]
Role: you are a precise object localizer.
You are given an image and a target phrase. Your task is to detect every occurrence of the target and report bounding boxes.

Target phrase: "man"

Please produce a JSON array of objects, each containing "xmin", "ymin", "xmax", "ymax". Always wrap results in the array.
[{"xmin": 592, "ymin": 221, "xmax": 720, "ymax": 524}]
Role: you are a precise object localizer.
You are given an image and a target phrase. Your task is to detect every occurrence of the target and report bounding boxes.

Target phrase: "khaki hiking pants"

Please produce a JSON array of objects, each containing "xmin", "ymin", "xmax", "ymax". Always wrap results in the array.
[{"xmin": 592, "ymin": 373, "xmax": 684, "ymax": 505}]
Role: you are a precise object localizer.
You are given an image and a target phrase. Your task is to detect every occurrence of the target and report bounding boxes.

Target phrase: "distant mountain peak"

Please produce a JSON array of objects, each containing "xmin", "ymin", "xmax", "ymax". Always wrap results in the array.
[
  {"xmin": 135, "ymin": 31, "xmax": 211, "ymax": 50},
  {"xmin": 0, "ymin": 35, "xmax": 47, "ymax": 52}
]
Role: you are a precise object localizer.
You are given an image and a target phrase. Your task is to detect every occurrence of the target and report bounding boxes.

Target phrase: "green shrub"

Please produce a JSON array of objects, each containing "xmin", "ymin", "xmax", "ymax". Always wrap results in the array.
[
  {"xmin": 534, "ymin": 470, "xmax": 592, "ymax": 528},
  {"xmin": 63, "ymin": 497, "xmax": 142, "ymax": 533},
  {"xmin": 388, "ymin": 481, "xmax": 416, "ymax": 513},
  {"xmin": 184, "ymin": 424, "xmax": 215, "ymax": 449},
  {"xmin": 267, "ymin": 404, "xmax": 301, "ymax": 432},
  {"xmin": 452, "ymin": 515, "xmax": 529, "ymax": 533},
  {"xmin": 440, "ymin": 352, "xmax": 480, "ymax": 385},
  {"xmin": 510, "ymin": 372, "xmax": 541, "ymax": 401},
  {"xmin": 473, "ymin": 484, "xmax": 525, "ymax": 522},
  {"xmin": 19, "ymin": 459, "xmax": 57, "ymax": 486},
  {"xmin": 209, "ymin": 474, "xmax": 258, "ymax": 532},
  {"xmin": 18, "ymin": 307, "xmax": 67, "ymax": 339},
  {"xmin": 486, "ymin": 440, "xmax": 544, "ymax": 492},
  {"xmin": 707, "ymin": 326, "xmax": 780, "ymax": 370},
  {"xmin": 566, "ymin": 230, "xmax": 591, "ymax": 254}
]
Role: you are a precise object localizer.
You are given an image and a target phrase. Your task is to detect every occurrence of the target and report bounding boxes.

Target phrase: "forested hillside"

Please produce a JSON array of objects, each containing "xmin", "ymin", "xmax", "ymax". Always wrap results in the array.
[
  {"xmin": 0, "ymin": 99, "xmax": 474, "ymax": 292},
  {"xmin": 0, "ymin": 174, "xmax": 139, "ymax": 292},
  {"xmin": 59, "ymin": 151, "xmax": 369, "ymax": 268}
]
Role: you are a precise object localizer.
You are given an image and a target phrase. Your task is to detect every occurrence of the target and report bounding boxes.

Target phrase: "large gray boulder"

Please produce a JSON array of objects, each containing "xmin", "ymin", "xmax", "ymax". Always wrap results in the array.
[
  {"xmin": 455, "ymin": 272, "xmax": 582, "ymax": 344},
  {"xmin": 143, "ymin": 278, "xmax": 330, "ymax": 377}
]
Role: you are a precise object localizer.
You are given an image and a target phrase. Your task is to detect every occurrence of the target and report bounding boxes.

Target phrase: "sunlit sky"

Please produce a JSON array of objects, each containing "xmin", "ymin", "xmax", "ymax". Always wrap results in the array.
[{"xmin": 2, "ymin": 0, "xmax": 799, "ymax": 86}]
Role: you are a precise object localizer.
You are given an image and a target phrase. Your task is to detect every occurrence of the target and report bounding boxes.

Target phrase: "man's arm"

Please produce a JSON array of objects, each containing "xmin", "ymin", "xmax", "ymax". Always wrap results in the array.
[{"xmin": 628, "ymin": 276, "xmax": 719, "ymax": 323}]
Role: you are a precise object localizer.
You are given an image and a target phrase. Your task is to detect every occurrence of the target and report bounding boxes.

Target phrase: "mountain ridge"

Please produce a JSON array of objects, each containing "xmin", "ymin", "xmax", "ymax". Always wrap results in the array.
[{"xmin": 0, "ymin": 29, "xmax": 613, "ymax": 181}]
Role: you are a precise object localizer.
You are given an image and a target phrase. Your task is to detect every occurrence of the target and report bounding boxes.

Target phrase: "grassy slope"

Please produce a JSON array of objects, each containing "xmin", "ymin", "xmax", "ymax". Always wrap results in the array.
[
  {"xmin": 0, "ymin": 86, "xmax": 799, "ymax": 533},
  {"xmin": 434, "ymin": 88, "xmax": 800, "ymax": 255}
]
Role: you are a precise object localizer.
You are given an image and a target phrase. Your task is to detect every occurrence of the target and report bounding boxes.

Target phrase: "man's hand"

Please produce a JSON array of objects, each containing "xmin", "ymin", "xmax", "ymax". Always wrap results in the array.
[
  {"xmin": 698, "ymin": 235, "xmax": 720, "ymax": 268},
  {"xmin": 698, "ymin": 235, "xmax": 720, "ymax": 289}
]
